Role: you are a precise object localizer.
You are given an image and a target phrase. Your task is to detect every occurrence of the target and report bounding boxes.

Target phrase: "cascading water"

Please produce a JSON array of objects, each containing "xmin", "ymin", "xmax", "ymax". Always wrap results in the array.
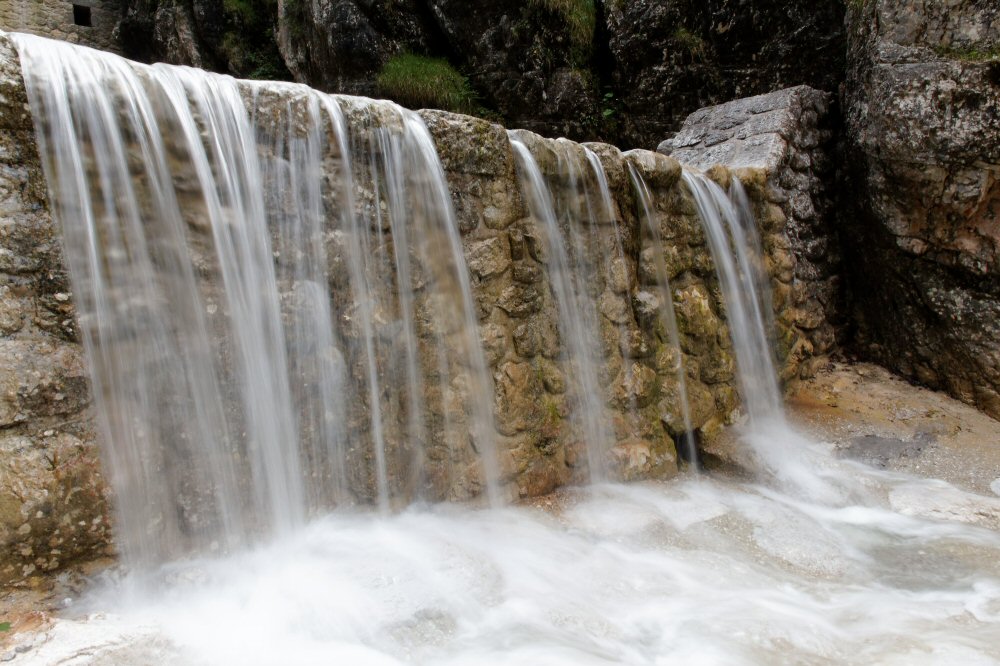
[
  {"xmin": 682, "ymin": 171, "xmax": 783, "ymax": 423},
  {"xmin": 5, "ymin": 32, "xmax": 1000, "ymax": 666},
  {"xmin": 12, "ymin": 32, "xmax": 501, "ymax": 569},
  {"xmin": 683, "ymin": 169, "xmax": 844, "ymax": 500},
  {"xmin": 626, "ymin": 163, "xmax": 698, "ymax": 466},
  {"xmin": 508, "ymin": 134, "xmax": 615, "ymax": 481}
]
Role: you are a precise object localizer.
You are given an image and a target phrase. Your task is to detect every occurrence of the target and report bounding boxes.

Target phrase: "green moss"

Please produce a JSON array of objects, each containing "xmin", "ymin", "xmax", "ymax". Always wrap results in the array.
[
  {"xmin": 223, "ymin": 0, "xmax": 261, "ymax": 23},
  {"xmin": 934, "ymin": 43, "xmax": 1000, "ymax": 63},
  {"xmin": 377, "ymin": 53, "xmax": 479, "ymax": 113},
  {"xmin": 529, "ymin": 0, "xmax": 596, "ymax": 62},
  {"xmin": 672, "ymin": 27, "xmax": 706, "ymax": 58}
]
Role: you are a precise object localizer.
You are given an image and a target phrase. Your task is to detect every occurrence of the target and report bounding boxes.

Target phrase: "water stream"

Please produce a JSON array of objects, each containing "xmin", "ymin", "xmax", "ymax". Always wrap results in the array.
[
  {"xmin": 6, "ymin": 32, "xmax": 1000, "ymax": 666},
  {"xmin": 627, "ymin": 163, "xmax": 698, "ymax": 466},
  {"xmin": 12, "ymin": 32, "xmax": 502, "ymax": 569},
  {"xmin": 508, "ymin": 135, "xmax": 614, "ymax": 482}
]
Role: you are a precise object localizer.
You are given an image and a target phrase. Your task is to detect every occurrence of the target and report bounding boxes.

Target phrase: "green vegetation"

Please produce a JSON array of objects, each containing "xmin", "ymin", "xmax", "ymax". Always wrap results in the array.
[
  {"xmin": 222, "ymin": 0, "xmax": 265, "ymax": 23},
  {"xmin": 0, "ymin": 622, "xmax": 10, "ymax": 632},
  {"xmin": 377, "ymin": 54, "xmax": 479, "ymax": 113},
  {"xmin": 529, "ymin": 0, "xmax": 596, "ymax": 62},
  {"xmin": 601, "ymin": 91, "xmax": 616, "ymax": 119},
  {"xmin": 672, "ymin": 27, "xmax": 706, "ymax": 58},
  {"xmin": 934, "ymin": 43, "xmax": 1000, "ymax": 63}
]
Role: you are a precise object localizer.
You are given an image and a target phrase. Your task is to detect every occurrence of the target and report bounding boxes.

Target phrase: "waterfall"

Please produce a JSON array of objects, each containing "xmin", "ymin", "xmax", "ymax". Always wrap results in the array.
[
  {"xmin": 509, "ymin": 135, "xmax": 616, "ymax": 482},
  {"xmin": 12, "ymin": 33, "xmax": 501, "ymax": 569},
  {"xmin": 682, "ymin": 170, "xmax": 837, "ymax": 498},
  {"xmin": 682, "ymin": 171, "xmax": 783, "ymax": 424},
  {"xmin": 627, "ymin": 163, "xmax": 698, "ymax": 466}
]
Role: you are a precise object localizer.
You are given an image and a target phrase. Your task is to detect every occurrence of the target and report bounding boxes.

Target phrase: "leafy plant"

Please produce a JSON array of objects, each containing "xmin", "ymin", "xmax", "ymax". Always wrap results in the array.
[
  {"xmin": 377, "ymin": 54, "xmax": 479, "ymax": 114},
  {"xmin": 601, "ymin": 91, "xmax": 616, "ymax": 119},
  {"xmin": 0, "ymin": 622, "xmax": 10, "ymax": 632}
]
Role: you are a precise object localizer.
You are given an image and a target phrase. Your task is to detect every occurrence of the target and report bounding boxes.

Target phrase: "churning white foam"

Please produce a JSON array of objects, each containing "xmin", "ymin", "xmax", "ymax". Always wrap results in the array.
[{"xmin": 19, "ymin": 429, "xmax": 1000, "ymax": 666}]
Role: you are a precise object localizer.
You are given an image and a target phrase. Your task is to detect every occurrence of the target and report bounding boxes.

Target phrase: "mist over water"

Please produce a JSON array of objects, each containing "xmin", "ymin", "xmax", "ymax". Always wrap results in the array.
[
  {"xmin": 7, "ymin": 31, "xmax": 1000, "ymax": 666},
  {"xmin": 32, "ymin": 456, "xmax": 1000, "ymax": 665}
]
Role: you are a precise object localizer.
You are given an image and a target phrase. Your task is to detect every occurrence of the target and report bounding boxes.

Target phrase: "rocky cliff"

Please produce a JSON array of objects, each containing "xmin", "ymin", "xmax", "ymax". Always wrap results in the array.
[
  {"xmin": 112, "ymin": 0, "xmax": 846, "ymax": 149},
  {"xmin": 844, "ymin": 0, "xmax": 1000, "ymax": 418}
]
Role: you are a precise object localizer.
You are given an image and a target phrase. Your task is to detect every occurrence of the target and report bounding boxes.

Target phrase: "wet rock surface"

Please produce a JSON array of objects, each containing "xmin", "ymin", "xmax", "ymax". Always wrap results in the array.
[
  {"xmin": 102, "ymin": 0, "xmax": 847, "ymax": 149},
  {"xmin": 0, "ymin": 36, "xmax": 111, "ymax": 588},
  {"xmin": 660, "ymin": 85, "xmax": 842, "ymax": 379},
  {"xmin": 604, "ymin": 0, "xmax": 846, "ymax": 149},
  {"xmin": 793, "ymin": 362, "xmax": 1000, "ymax": 497},
  {"xmin": 844, "ymin": 0, "xmax": 1000, "ymax": 419}
]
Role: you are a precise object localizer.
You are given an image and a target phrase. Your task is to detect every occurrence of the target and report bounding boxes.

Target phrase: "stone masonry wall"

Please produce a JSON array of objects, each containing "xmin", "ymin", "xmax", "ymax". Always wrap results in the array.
[
  {"xmin": 0, "ymin": 36, "xmax": 112, "ymax": 588},
  {"xmin": 658, "ymin": 86, "xmax": 841, "ymax": 381},
  {"xmin": 0, "ymin": 0, "xmax": 123, "ymax": 54},
  {"xmin": 0, "ymin": 34, "xmax": 822, "ymax": 585}
]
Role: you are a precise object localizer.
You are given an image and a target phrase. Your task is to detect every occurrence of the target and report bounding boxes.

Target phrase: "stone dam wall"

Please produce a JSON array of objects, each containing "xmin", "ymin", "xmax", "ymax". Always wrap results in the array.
[{"xmin": 0, "ymin": 32, "xmax": 833, "ymax": 585}]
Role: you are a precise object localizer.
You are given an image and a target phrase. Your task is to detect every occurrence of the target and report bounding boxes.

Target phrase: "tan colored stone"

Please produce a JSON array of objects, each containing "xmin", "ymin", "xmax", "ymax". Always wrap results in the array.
[
  {"xmin": 494, "ymin": 361, "xmax": 544, "ymax": 436},
  {"xmin": 467, "ymin": 236, "xmax": 510, "ymax": 280}
]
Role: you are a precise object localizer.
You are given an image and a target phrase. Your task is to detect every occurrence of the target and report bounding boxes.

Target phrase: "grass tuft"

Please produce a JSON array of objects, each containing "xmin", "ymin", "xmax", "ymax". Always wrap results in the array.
[
  {"xmin": 529, "ymin": 0, "xmax": 596, "ymax": 61},
  {"xmin": 377, "ymin": 53, "xmax": 479, "ymax": 113},
  {"xmin": 934, "ymin": 43, "xmax": 1000, "ymax": 63}
]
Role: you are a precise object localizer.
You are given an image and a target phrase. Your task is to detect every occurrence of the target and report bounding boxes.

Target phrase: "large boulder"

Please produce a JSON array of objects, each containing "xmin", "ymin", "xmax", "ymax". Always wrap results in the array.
[
  {"xmin": 844, "ymin": 0, "xmax": 1000, "ymax": 417},
  {"xmin": 605, "ymin": 0, "xmax": 846, "ymax": 148}
]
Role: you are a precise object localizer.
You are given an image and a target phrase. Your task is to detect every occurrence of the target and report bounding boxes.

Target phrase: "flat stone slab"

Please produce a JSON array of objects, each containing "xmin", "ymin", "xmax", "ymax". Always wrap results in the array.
[{"xmin": 657, "ymin": 85, "xmax": 829, "ymax": 173}]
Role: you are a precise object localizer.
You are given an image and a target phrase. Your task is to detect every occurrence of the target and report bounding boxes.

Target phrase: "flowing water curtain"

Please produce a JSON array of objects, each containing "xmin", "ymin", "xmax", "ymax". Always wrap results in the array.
[
  {"xmin": 626, "ymin": 163, "xmax": 698, "ymax": 466},
  {"xmin": 682, "ymin": 170, "xmax": 783, "ymax": 424},
  {"xmin": 509, "ymin": 134, "xmax": 614, "ymax": 482},
  {"xmin": 332, "ymin": 98, "xmax": 501, "ymax": 506},
  {"xmin": 14, "ymin": 34, "xmax": 505, "ymax": 572},
  {"xmin": 250, "ymin": 85, "xmax": 352, "ymax": 513},
  {"xmin": 14, "ymin": 34, "xmax": 310, "ymax": 567}
]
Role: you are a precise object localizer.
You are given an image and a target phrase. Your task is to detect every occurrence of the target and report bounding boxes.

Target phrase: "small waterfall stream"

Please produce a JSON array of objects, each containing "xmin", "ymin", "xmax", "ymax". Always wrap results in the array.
[
  {"xmin": 6, "ymin": 31, "xmax": 1000, "ymax": 666},
  {"xmin": 627, "ymin": 163, "xmax": 698, "ymax": 466},
  {"xmin": 13, "ymin": 32, "xmax": 502, "ymax": 568},
  {"xmin": 508, "ymin": 136, "xmax": 614, "ymax": 482},
  {"xmin": 682, "ymin": 170, "xmax": 835, "ymax": 498}
]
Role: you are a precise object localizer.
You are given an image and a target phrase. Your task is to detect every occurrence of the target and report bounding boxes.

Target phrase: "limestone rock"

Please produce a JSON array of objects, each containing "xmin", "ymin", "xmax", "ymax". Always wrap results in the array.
[
  {"xmin": 467, "ymin": 236, "xmax": 510, "ymax": 280},
  {"xmin": 606, "ymin": 0, "xmax": 846, "ymax": 148},
  {"xmin": 493, "ymin": 361, "xmax": 543, "ymax": 436},
  {"xmin": 480, "ymin": 322, "xmax": 507, "ymax": 367},
  {"xmin": 612, "ymin": 363, "xmax": 658, "ymax": 409},
  {"xmin": 659, "ymin": 84, "xmax": 840, "ymax": 377},
  {"xmin": 844, "ymin": 0, "xmax": 1000, "ymax": 418},
  {"xmin": 599, "ymin": 291, "xmax": 632, "ymax": 325},
  {"xmin": 607, "ymin": 437, "xmax": 677, "ymax": 482},
  {"xmin": 673, "ymin": 284, "xmax": 718, "ymax": 341},
  {"xmin": 497, "ymin": 284, "xmax": 542, "ymax": 319},
  {"xmin": 0, "ymin": 338, "xmax": 88, "ymax": 428}
]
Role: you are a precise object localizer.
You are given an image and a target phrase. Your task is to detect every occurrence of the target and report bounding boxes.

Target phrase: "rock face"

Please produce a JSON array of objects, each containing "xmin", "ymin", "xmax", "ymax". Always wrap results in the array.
[
  {"xmin": 660, "ymin": 85, "xmax": 842, "ymax": 378},
  {"xmin": 278, "ymin": 0, "xmax": 602, "ymax": 139},
  {"xmin": 0, "ymin": 36, "xmax": 112, "ymax": 587},
  {"xmin": 96, "ymin": 0, "xmax": 846, "ymax": 148},
  {"xmin": 117, "ymin": 0, "xmax": 289, "ymax": 79},
  {"xmin": 604, "ymin": 0, "xmax": 847, "ymax": 148},
  {"xmin": 844, "ymin": 0, "xmax": 1000, "ymax": 418}
]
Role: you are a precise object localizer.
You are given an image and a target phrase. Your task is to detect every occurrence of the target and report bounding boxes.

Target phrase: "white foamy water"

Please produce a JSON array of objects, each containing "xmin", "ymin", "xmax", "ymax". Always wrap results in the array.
[{"xmin": 18, "ymin": 428, "xmax": 1000, "ymax": 666}]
